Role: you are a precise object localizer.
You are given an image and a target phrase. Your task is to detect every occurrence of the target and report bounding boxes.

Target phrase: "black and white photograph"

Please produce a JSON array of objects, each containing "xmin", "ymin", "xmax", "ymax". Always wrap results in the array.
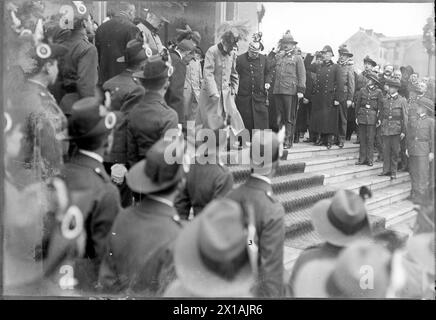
[{"xmin": 0, "ymin": 0, "xmax": 434, "ymax": 305}]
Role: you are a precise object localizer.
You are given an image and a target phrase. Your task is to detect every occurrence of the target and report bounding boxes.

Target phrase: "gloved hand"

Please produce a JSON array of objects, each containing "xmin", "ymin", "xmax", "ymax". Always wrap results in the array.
[
  {"xmin": 303, "ymin": 98, "xmax": 309, "ymax": 104},
  {"xmin": 400, "ymin": 133, "xmax": 405, "ymax": 140},
  {"xmin": 355, "ymin": 118, "xmax": 359, "ymax": 126},
  {"xmin": 429, "ymin": 152, "xmax": 434, "ymax": 162},
  {"xmin": 346, "ymin": 100, "xmax": 352, "ymax": 107},
  {"xmin": 265, "ymin": 83, "xmax": 271, "ymax": 90},
  {"xmin": 334, "ymin": 100, "xmax": 340, "ymax": 106},
  {"xmin": 297, "ymin": 92, "xmax": 304, "ymax": 99},
  {"xmin": 405, "ymin": 149, "xmax": 409, "ymax": 157},
  {"xmin": 111, "ymin": 164, "xmax": 128, "ymax": 185}
]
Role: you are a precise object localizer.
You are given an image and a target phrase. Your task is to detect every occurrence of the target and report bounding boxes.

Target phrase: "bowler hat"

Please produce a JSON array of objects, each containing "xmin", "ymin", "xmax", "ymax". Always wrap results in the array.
[
  {"xmin": 310, "ymin": 189, "xmax": 371, "ymax": 246},
  {"xmin": 68, "ymin": 97, "xmax": 118, "ymax": 141},
  {"xmin": 132, "ymin": 54, "xmax": 173, "ymax": 80},
  {"xmin": 406, "ymin": 233, "xmax": 435, "ymax": 275},
  {"xmin": 385, "ymin": 78, "xmax": 402, "ymax": 88},
  {"xmin": 338, "ymin": 45, "xmax": 353, "ymax": 57},
  {"xmin": 294, "ymin": 241, "xmax": 392, "ymax": 298},
  {"xmin": 363, "ymin": 55, "xmax": 377, "ymax": 67},
  {"xmin": 126, "ymin": 138, "xmax": 184, "ymax": 194},
  {"xmin": 174, "ymin": 198, "xmax": 254, "ymax": 297},
  {"xmin": 116, "ymin": 39, "xmax": 152, "ymax": 63},
  {"xmin": 320, "ymin": 45, "xmax": 334, "ymax": 56}
]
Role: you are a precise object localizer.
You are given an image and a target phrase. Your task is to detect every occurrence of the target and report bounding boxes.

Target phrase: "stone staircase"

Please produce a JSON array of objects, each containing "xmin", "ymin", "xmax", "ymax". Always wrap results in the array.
[{"xmin": 225, "ymin": 139, "xmax": 418, "ymax": 274}]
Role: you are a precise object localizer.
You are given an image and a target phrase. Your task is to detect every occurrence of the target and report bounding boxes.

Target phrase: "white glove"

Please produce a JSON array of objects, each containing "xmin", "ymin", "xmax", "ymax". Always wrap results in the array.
[
  {"xmin": 297, "ymin": 92, "xmax": 304, "ymax": 99},
  {"xmin": 429, "ymin": 152, "xmax": 434, "ymax": 162},
  {"xmin": 334, "ymin": 100, "xmax": 340, "ymax": 106},
  {"xmin": 400, "ymin": 133, "xmax": 405, "ymax": 140},
  {"xmin": 111, "ymin": 164, "xmax": 128, "ymax": 185},
  {"xmin": 346, "ymin": 100, "xmax": 352, "ymax": 107},
  {"xmin": 265, "ymin": 83, "xmax": 271, "ymax": 90},
  {"xmin": 355, "ymin": 118, "xmax": 359, "ymax": 126},
  {"xmin": 303, "ymin": 98, "xmax": 309, "ymax": 104},
  {"xmin": 376, "ymin": 120, "xmax": 381, "ymax": 128},
  {"xmin": 405, "ymin": 149, "xmax": 409, "ymax": 157}
]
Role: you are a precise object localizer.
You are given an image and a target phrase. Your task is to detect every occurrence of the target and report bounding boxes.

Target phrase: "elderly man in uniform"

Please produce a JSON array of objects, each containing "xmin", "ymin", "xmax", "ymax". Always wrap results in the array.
[
  {"xmin": 135, "ymin": 10, "xmax": 168, "ymax": 54},
  {"xmin": 127, "ymin": 55, "xmax": 178, "ymax": 167},
  {"xmin": 236, "ymin": 34, "xmax": 270, "ymax": 137},
  {"xmin": 310, "ymin": 45, "xmax": 345, "ymax": 149},
  {"xmin": 405, "ymin": 98, "xmax": 434, "ymax": 205},
  {"xmin": 336, "ymin": 45, "xmax": 355, "ymax": 148},
  {"xmin": 377, "ymin": 78, "xmax": 407, "ymax": 180},
  {"xmin": 20, "ymin": 40, "xmax": 69, "ymax": 180},
  {"xmin": 226, "ymin": 131, "xmax": 285, "ymax": 297},
  {"xmin": 98, "ymin": 138, "xmax": 184, "ymax": 296},
  {"xmin": 95, "ymin": 2, "xmax": 139, "ymax": 84},
  {"xmin": 58, "ymin": 5, "xmax": 99, "ymax": 118},
  {"xmin": 102, "ymin": 38, "xmax": 150, "ymax": 207},
  {"xmin": 267, "ymin": 31, "xmax": 306, "ymax": 148},
  {"xmin": 61, "ymin": 96, "xmax": 121, "ymax": 291}
]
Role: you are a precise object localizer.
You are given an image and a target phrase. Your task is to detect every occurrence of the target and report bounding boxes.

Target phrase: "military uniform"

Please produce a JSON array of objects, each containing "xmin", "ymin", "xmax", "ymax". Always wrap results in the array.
[
  {"xmin": 266, "ymin": 51, "xmax": 278, "ymax": 132},
  {"xmin": 355, "ymin": 84, "xmax": 383, "ymax": 164},
  {"xmin": 98, "ymin": 197, "xmax": 181, "ymax": 296},
  {"xmin": 378, "ymin": 93, "xmax": 407, "ymax": 176},
  {"xmin": 406, "ymin": 113, "xmax": 434, "ymax": 204},
  {"xmin": 20, "ymin": 79, "xmax": 69, "ymax": 180},
  {"xmin": 337, "ymin": 61, "xmax": 355, "ymax": 145},
  {"xmin": 127, "ymin": 91, "xmax": 179, "ymax": 167},
  {"xmin": 287, "ymin": 242, "xmax": 342, "ymax": 297},
  {"xmin": 136, "ymin": 21, "xmax": 164, "ymax": 54},
  {"xmin": 226, "ymin": 175, "xmax": 285, "ymax": 297},
  {"xmin": 175, "ymin": 159, "xmax": 234, "ymax": 219},
  {"xmin": 58, "ymin": 30, "xmax": 99, "ymax": 118},
  {"xmin": 269, "ymin": 50, "xmax": 306, "ymax": 146}
]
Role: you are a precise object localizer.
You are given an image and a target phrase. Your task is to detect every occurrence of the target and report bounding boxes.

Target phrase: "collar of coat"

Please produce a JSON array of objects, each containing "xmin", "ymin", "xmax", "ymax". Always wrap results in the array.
[
  {"xmin": 218, "ymin": 42, "xmax": 232, "ymax": 56},
  {"xmin": 323, "ymin": 60, "xmax": 334, "ymax": 67}
]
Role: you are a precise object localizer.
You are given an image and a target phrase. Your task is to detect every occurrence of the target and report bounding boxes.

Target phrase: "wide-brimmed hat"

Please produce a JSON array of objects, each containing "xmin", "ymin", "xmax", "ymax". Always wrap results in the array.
[
  {"xmin": 116, "ymin": 39, "xmax": 152, "ymax": 63},
  {"xmin": 364, "ymin": 71, "xmax": 382, "ymax": 87},
  {"xmin": 293, "ymin": 240, "xmax": 392, "ymax": 298},
  {"xmin": 132, "ymin": 54, "xmax": 173, "ymax": 80},
  {"xmin": 338, "ymin": 45, "xmax": 353, "ymax": 57},
  {"xmin": 320, "ymin": 45, "xmax": 334, "ymax": 56},
  {"xmin": 363, "ymin": 55, "xmax": 377, "ymax": 67},
  {"xmin": 126, "ymin": 138, "xmax": 184, "ymax": 194},
  {"xmin": 173, "ymin": 198, "xmax": 254, "ymax": 297},
  {"xmin": 385, "ymin": 78, "xmax": 402, "ymax": 88},
  {"xmin": 407, "ymin": 233, "xmax": 435, "ymax": 275},
  {"xmin": 311, "ymin": 189, "xmax": 372, "ymax": 246},
  {"xmin": 67, "ymin": 97, "xmax": 119, "ymax": 141},
  {"xmin": 280, "ymin": 30, "xmax": 298, "ymax": 45}
]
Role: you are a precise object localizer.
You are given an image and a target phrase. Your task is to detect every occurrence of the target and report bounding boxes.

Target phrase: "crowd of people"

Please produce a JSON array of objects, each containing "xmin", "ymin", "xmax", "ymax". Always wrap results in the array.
[{"xmin": 2, "ymin": 1, "xmax": 435, "ymax": 299}]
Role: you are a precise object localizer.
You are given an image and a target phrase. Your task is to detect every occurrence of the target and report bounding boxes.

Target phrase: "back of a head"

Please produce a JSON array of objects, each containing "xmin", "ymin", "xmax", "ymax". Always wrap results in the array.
[{"xmin": 250, "ymin": 130, "xmax": 279, "ymax": 176}]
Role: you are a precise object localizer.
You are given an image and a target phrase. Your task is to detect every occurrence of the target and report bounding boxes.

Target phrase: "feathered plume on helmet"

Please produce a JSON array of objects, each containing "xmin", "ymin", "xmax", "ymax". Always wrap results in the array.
[
  {"xmin": 176, "ymin": 24, "xmax": 201, "ymax": 45},
  {"xmin": 250, "ymin": 32, "xmax": 264, "ymax": 52},
  {"xmin": 217, "ymin": 20, "xmax": 251, "ymax": 44}
]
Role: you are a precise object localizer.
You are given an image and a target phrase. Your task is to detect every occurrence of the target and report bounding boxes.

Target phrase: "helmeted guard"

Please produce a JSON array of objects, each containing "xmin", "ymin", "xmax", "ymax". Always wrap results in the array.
[
  {"xmin": 377, "ymin": 78, "xmax": 408, "ymax": 180},
  {"xmin": 405, "ymin": 98, "xmax": 434, "ymax": 205},
  {"xmin": 61, "ymin": 96, "xmax": 122, "ymax": 291},
  {"xmin": 226, "ymin": 131, "xmax": 285, "ymax": 297},
  {"xmin": 355, "ymin": 72, "xmax": 383, "ymax": 166},
  {"xmin": 127, "ymin": 54, "xmax": 179, "ymax": 167},
  {"xmin": 98, "ymin": 138, "xmax": 184, "ymax": 296}
]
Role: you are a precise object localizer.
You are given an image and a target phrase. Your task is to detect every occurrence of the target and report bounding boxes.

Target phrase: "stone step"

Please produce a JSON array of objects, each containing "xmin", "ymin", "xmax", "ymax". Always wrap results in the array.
[
  {"xmin": 386, "ymin": 211, "xmax": 418, "ymax": 240},
  {"xmin": 301, "ymin": 153, "xmax": 359, "ymax": 172},
  {"xmin": 285, "ymin": 142, "xmax": 360, "ymax": 160},
  {"xmin": 276, "ymin": 185, "xmax": 338, "ymax": 213},
  {"xmin": 365, "ymin": 182, "xmax": 411, "ymax": 211},
  {"xmin": 370, "ymin": 200, "xmax": 416, "ymax": 225},
  {"xmin": 330, "ymin": 171, "xmax": 410, "ymax": 192},
  {"xmin": 315, "ymin": 163, "xmax": 384, "ymax": 184}
]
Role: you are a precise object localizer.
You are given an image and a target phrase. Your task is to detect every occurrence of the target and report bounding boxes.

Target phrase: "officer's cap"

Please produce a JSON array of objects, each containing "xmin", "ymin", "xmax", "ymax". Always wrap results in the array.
[
  {"xmin": 363, "ymin": 55, "xmax": 377, "ymax": 67},
  {"xmin": 320, "ymin": 45, "xmax": 334, "ymax": 56},
  {"xmin": 280, "ymin": 30, "xmax": 298, "ymax": 45},
  {"xmin": 338, "ymin": 45, "xmax": 353, "ymax": 57},
  {"xmin": 132, "ymin": 54, "xmax": 174, "ymax": 80},
  {"xmin": 116, "ymin": 39, "xmax": 152, "ymax": 63}
]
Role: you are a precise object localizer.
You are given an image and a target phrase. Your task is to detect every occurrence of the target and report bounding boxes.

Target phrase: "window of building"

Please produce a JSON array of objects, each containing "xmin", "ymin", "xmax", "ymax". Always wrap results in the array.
[{"xmin": 226, "ymin": 2, "xmax": 235, "ymax": 21}]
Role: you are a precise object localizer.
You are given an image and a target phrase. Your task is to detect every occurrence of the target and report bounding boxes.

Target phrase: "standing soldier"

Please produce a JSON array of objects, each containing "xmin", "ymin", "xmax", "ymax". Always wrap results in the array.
[
  {"xmin": 311, "ymin": 45, "xmax": 345, "ymax": 149},
  {"xmin": 266, "ymin": 48, "xmax": 279, "ymax": 132},
  {"xmin": 377, "ymin": 78, "xmax": 407, "ymax": 180},
  {"xmin": 306, "ymin": 51, "xmax": 324, "ymax": 143},
  {"xmin": 127, "ymin": 55, "xmax": 178, "ymax": 167},
  {"xmin": 226, "ymin": 131, "xmax": 285, "ymax": 297},
  {"xmin": 102, "ymin": 38, "xmax": 150, "ymax": 207},
  {"xmin": 268, "ymin": 31, "xmax": 306, "ymax": 148},
  {"xmin": 355, "ymin": 72, "xmax": 383, "ymax": 166},
  {"xmin": 236, "ymin": 33, "xmax": 270, "ymax": 137},
  {"xmin": 405, "ymin": 98, "xmax": 434, "ymax": 205},
  {"xmin": 336, "ymin": 45, "xmax": 355, "ymax": 148},
  {"xmin": 95, "ymin": 2, "xmax": 138, "ymax": 84},
  {"xmin": 352, "ymin": 56, "xmax": 377, "ymax": 144},
  {"xmin": 58, "ymin": 5, "xmax": 99, "ymax": 118},
  {"xmin": 135, "ymin": 9, "xmax": 168, "ymax": 54},
  {"xmin": 62, "ymin": 96, "xmax": 121, "ymax": 291}
]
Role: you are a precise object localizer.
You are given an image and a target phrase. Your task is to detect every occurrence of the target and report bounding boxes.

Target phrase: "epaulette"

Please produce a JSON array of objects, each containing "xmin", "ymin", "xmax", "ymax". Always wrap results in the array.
[
  {"xmin": 265, "ymin": 189, "xmax": 277, "ymax": 203},
  {"xmin": 172, "ymin": 214, "xmax": 183, "ymax": 227},
  {"xmin": 93, "ymin": 167, "xmax": 109, "ymax": 182}
]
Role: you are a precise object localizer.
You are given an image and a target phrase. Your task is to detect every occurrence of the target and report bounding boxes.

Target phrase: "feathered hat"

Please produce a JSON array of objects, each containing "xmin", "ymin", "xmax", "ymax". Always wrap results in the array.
[
  {"xmin": 249, "ymin": 32, "xmax": 264, "ymax": 52},
  {"xmin": 278, "ymin": 30, "xmax": 298, "ymax": 46},
  {"xmin": 176, "ymin": 24, "xmax": 201, "ymax": 45},
  {"xmin": 216, "ymin": 20, "xmax": 251, "ymax": 43}
]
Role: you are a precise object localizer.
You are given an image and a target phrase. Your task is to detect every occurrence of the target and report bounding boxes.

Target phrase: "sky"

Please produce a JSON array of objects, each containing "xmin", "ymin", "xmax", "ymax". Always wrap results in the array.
[{"xmin": 259, "ymin": 2, "xmax": 434, "ymax": 53}]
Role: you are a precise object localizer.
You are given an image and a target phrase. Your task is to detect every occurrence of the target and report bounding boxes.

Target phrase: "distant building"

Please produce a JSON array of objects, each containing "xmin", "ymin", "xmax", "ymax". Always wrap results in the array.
[
  {"xmin": 343, "ymin": 27, "xmax": 435, "ymax": 77},
  {"xmin": 98, "ymin": 1, "xmax": 258, "ymax": 54}
]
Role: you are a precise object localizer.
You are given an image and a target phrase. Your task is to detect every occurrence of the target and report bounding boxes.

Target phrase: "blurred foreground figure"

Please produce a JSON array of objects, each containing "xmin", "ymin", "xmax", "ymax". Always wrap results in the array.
[
  {"xmin": 164, "ymin": 199, "xmax": 256, "ymax": 297},
  {"xmin": 98, "ymin": 139, "xmax": 184, "ymax": 296},
  {"xmin": 226, "ymin": 130, "xmax": 285, "ymax": 297},
  {"xmin": 61, "ymin": 97, "xmax": 121, "ymax": 292}
]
